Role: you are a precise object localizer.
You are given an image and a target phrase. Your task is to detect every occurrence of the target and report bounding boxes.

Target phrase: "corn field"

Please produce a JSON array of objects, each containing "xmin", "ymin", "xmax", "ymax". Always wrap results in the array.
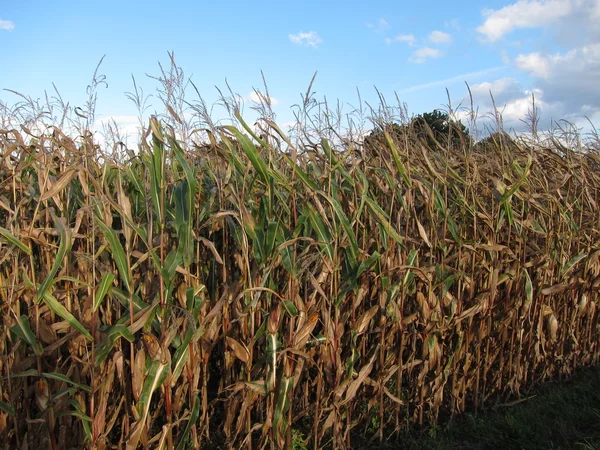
[{"xmin": 0, "ymin": 112, "xmax": 599, "ymax": 449}]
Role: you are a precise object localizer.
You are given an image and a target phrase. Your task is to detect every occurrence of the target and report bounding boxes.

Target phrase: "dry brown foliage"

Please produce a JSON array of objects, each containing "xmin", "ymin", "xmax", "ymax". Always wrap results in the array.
[{"xmin": 0, "ymin": 114, "xmax": 599, "ymax": 449}]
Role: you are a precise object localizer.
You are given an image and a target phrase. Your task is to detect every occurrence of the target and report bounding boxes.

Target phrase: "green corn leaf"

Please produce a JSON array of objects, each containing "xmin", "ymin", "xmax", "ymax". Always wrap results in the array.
[
  {"xmin": 234, "ymin": 111, "xmax": 269, "ymax": 148},
  {"xmin": 530, "ymin": 218, "xmax": 546, "ymax": 234},
  {"xmin": 42, "ymin": 292, "xmax": 92, "ymax": 341},
  {"xmin": 561, "ymin": 252, "xmax": 587, "ymax": 277},
  {"xmin": 354, "ymin": 169, "xmax": 369, "ymax": 224},
  {"xmin": 112, "ymin": 287, "xmax": 148, "ymax": 312},
  {"xmin": 223, "ymin": 125, "xmax": 271, "ymax": 185},
  {"xmin": 37, "ymin": 215, "xmax": 72, "ymax": 303},
  {"xmin": 94, "ymin": 273, "xmax": 115, "ymax": 312},
  {"xmin": 162, "ymin": 247, "xmax": 183, "ymax": 284},
  {"xmin": 327, "ymin": 196, "xmax": 358, "ymax": 264},
  {"xmin": 9, "ymin": 315, "xmax": 42, "ymax": 355},
  {"xmin": 306, "ymin": 205, "xmax": 334, "ymax": 261},
  {"xmin": 403, "ymin": 249, "xmax": 418, "ymax": 288},
  {"xmin": 501, "ymin": 155, "xmax": 532, "ymax": 202},
  {"xmin": 356, "ymin": 251, "xmax": 381, "ymax": 278},
  {"xmin": 127, "ymin": 165, "xmax": 146, "ymax": 196},
  {"xmin": 174, "ymin": 180, "xmax": 190, "ymax": 233},
  {"xmin": 218, "ymin": 134, "xmax": 246, "ymax": 175},
  {"xmin": 172, "ymin": 162, "xmax": 197, "ymax": 267},
  {"xmin": 0, "ymin": 226, "xmax": 31, "ymax": 255},
  {"xmin": 169, "ymin": 136, "xmax": 199, "ymax": 192},
  {"xmin": 321, "ymin": 138, "xmax": 355, "ymax": 186},
  {"xmin": 95, "ymin": 324, "xmax": 136, "ymax": 366},
  {"xmin": 523, "ymin": 268, "xmax": 533, "ymax": 308},
  {"xmin": 364, "ymin": 195, "xmax": 404, "ymax": 248},
  {"xmin": 383, "ymin": 131, "xmax": 411, "ymax": 187},
  {"xmin": 501, "ymin": 201, "xmax": 513, "ymax": 227},
  {"xmin": 273, "ymin": 376, "xmax": 294, "ymax": 446},
  {"xmin": 67, "ymin": 398, "xmax": 92, "ymax": 442},
  {"xmin": 264, "ymin": 220, "xmax": 279, "ymax": 259},
  {"xmin": 447, "ymin": 216, "xmax": 462, "ymax": 243},
  {"xmin": 186, "ymin": 286, "xmax": 205, "ymax": 315},
  {"xmin": 172, "ymin": 328, "xmax": 194, "ymax": 387},
  {"xmin": 97, "ymin": 220, "xmax": 132, "ymax": 293},
  {"xmin": 8, "ymin": 369, "xmax": 38, "ymax": 379},
  {"xmin": 283, "ymin": 300, "xmax": 298, "ymax": 317},
  {"xmin": 177, "ymin": 224, "xmax": 193, "ymax": 268},
  {"xmin": 107, "ymin": 323, "xmax": 136, "ymax": 343},
  {"xmin": 52, "ymin": 276, "xmax": 90, "ymax": 287},
  {"xmin": 431, "ymin": 185, "xmax": 447, "ymax": 217},
  {"xmin": 149, "ymin": 119, "xmax": 166, "ymax": 222},
  {"xmin": 108, "ymin": 190, "xmax": 162, "ymax": 274},
  {"xmin": 283, "ymin": 153, "xmax": 320, "ymax": 192},
  {"xmin": 56, "ymin": 406, "xmax": 92, "ymax": 423},
  {"xmin": 175, "ymin": 392, "xmax": 200, "ymax": 450},
  {"xmin": 496, "ymin": 208, "xmax": 507, "ymax": 232},
  {"xmin": 253, "ymin": 320, "xmax": 267, "ymax": 344},
  {"xmin": 274, "ymin": 219, "xmax": 295, "ymax": 272},
  {"xmin": 42, "ymin": 372, "xmax": 91, "ymax": 392},
  {"xmin": 0, "ymin": 401, "xmax": 16, "ymax": 416},
  {"xmin": 137, "ymin": 360, "xmax": 170, "ymax": 420}
]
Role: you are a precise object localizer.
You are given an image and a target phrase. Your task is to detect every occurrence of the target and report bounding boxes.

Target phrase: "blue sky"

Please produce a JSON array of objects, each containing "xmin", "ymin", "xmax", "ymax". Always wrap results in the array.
[{"xmin": 1, "ymin": 0, "xmax": 599, "ymax": 141}]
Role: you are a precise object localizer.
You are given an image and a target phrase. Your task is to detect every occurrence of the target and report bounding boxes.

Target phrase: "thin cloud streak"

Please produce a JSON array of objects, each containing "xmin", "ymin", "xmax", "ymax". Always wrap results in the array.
[
  {"xmin": 398, "ymin": 66, "xmax": 506, "ymax": 93},
  {"xmin": 0, "ymin": 19, "xmax": 15, "ymax": 31},
  {"xmin": 288, "ymin": 31, "xmax": 322, "ymax": 48}
]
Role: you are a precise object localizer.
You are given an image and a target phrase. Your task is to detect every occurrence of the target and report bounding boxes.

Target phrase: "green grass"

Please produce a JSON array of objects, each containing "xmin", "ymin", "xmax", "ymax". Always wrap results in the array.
[{"xmin": 356, "ymin": 365, "xmax": 600, "ymax": 450}]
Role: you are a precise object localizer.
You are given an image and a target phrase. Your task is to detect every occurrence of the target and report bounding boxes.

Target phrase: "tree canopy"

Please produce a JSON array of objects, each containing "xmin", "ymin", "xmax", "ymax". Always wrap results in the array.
[{"xmin": 365, "ymin": 109, "xmax": 472, "ymax": 152}]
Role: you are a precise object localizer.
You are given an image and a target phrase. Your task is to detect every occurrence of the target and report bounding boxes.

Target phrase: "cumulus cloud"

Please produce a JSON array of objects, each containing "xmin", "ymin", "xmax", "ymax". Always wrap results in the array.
[
  {"xmin": 385, "ymin": 34, "xmax": 416, "ymax": 46},
  {"xmin": 514, "ymin": 44, "xmax": 600, "ymax": 111},
  {"xmin": 288, "ymin": 31, "xmax": 322, "ymax": 48},
  {"xmin": 514, "ymin": 52, "xmax": 552, "ymax": 78},
  {"xmin": 410, "ymin": 47, "xmax": 441, "ymax": 63},
  {"xmin": 476, "ymin": 0, "xmax": 573, "ymax": 42},
  {"xmin": 367, "ymin": 18, "xmax": 389, "ymax": 33},
  {"xmin": 469, "ymin": 78, "xmax": 536, "ymax": 108},
  {"xmin": 0, "ymin": 19, "xmax": 15, "ymax": 31},
  {"xmin": 461, "ymin": 75, "xmax": 600, "ymax": 133},
  {"xmin": 246, "ymin": 91, "xmax": 279, "ymax": 106},
  {"xmin": 472, "ymin": 0, "xmax": 600, "ymax": 131},
  {"xmin": 429, "ymin": 30, "xmax": 452, "ymax": 44},
  {"xmin": 93, "ymin": 115, "xmax": 143, "ymax": 149},
  {"xmin": 477, "ymin": 0, "xmax": 600, "ymax": 46},
  {"xmin": 95, "ymin": 115, "xmax": 142, "ymax": 135},
  {"xmin": 460, "ymin": 78, "xmax": 545, "ymax": 129},
  {"xmin": 468, "ymin": 52, "xmax": 600, "ymax": 131}
]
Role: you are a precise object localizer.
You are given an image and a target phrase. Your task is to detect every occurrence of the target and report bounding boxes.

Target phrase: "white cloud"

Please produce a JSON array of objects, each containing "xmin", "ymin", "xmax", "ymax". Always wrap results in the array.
[
  {"xmin": 472, "ymin": 0, "xmax": 600, "ymax": 131},
  {"xmin": 385, "ymin": 34, "xmax": 416, "ymax": 46},
  {"xmin": 367, "ymin": 18, "xmax": 389, "ymax": 33},
  {"xmin": 469, "ymin": 78, "xmax": 532, "ymax": 106},
  {"xmin": 94, "ymin": 115, "xmax": 143, "ymax": 147},
  {"xmin": 429, "ymin": 30, "xmax": 452, "ymax": 44},
  {"xmin": 288, "ymin": 31, "xmax": 322, "ymax": 48},
  {"xmin": 0, "ymin": 19, "xmax": 15, "ymax": 31},
  {"xmin": 461, "ymin": 74, "xmax": 600, "ymax": 134},
  {"xmin": 410, "ymin": 47, "xmax": 441, "ymax": 63},
  {"xmin": 461, "ymin": 78, "xmax": 548, "ymax": 129},
  {"xmin": 514, "ymin": 44, "xmax": 600, "ymax": 109},
  {"xmin": 476, "ymin": 0, "xmax": 573, "ymax": 41},
  {"xmin": 246, "ymin": 91, "xmax": 279, "ymax": 106},
  {"xmin": 514, "ymin": 52, "xmax": 552, "ymax": 78}
]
